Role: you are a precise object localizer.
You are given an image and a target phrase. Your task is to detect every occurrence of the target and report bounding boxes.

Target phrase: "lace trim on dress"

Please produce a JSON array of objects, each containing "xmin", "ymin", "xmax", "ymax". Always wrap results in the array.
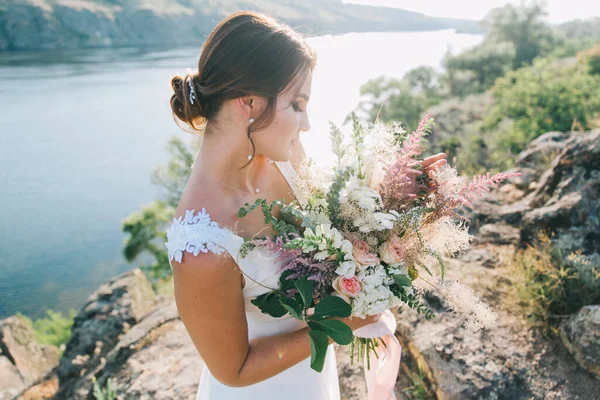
[{"xmin": 165, "ymin": 208, "xmax": 233, "ymax": 264}]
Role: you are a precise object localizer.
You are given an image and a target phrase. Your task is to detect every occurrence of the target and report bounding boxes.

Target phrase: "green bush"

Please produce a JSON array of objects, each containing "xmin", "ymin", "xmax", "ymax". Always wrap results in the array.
[
  {"xmin": 511, "ymin": 233, "xmax": 600, "ymax": 329},
  {"xmin": 578, "ymin": 42, "xmax": 600, "ymax": 75},
  {"xmin": 92, "ymin": 376, "xmax": 118, "ymax": 400},
  {"xmin": 17, "ymin": 309, "xmax": 76, "ymax": 349},
  {"xmin": 488, "ymin": 53, "xmax": 600, "ymax": 154},
  {"xmin": 355, "ymin": 67, "xmax": 445, "ymax": 129},
  {"xmin": 443, "ymin": 41, "xmax": 515, "ymax": 96}
]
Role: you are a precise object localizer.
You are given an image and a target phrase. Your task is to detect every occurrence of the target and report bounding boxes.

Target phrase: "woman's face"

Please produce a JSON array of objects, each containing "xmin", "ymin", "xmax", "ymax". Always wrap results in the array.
[{"xmin": 253, "ymin": 70, "xmax": 312, "ymax": 162}]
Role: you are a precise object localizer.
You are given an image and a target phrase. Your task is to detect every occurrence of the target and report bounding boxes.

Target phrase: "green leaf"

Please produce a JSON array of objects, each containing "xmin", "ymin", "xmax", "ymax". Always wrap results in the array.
[
  {"xmin": 314, "ymin": 320, "xmax": 353, "ymax": 345},
  {"xmin": 307, "ymin": 321, "xmax": 324, "ymax": 332},
  {"xmin": 393, "ymin": 274, "xmax": 412, "ymax": 287},
  {"xmin": 308, "ymin": 329, "xmax": 329, "ymax": 372},
  {"xmin": 294, "ymin": 277, "xmax": 315, "ymax": 308},
  {"xmin": 279, "ymin": 297, "xmax": 303, "ymax": 320},
  {"xmin": 250, "ymin": 292, "xmax": 270, "ymax": 308},
  {"xmin": 279, "ymin": 270, "xmax": 295, "ymax": 292},
  {"xmin": 311, "ymin": 296, "xmax": 352, "ymax": 319},
  {"xmin": 251, "ymin": 292, "xmax": 287, "ymax": 318}
]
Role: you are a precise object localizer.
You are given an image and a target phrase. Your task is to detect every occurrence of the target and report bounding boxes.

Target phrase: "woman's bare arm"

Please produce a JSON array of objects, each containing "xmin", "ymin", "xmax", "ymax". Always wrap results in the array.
[
  {"xmin": 172, "ymin": 251, "xmax": 378, "ymax": 388},
  {"xmin": 173, "ymin": 251, "xmax": 329, "ymax": 387}
]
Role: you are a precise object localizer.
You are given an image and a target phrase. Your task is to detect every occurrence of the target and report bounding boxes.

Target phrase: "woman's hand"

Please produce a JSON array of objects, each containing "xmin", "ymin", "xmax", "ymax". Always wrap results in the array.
[
  {"xmin": 422, "ymin": 152, "xmax": 447, "ymax": 177},
  {"xmin": 329, "ymin": 313, "xmax": 382, "ymax": 332}
]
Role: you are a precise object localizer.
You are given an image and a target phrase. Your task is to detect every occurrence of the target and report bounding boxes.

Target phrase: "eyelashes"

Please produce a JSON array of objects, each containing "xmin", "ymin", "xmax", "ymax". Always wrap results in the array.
[{"xmin": 292, "ymin": 103, "xmax": 304, "ymax": 112}]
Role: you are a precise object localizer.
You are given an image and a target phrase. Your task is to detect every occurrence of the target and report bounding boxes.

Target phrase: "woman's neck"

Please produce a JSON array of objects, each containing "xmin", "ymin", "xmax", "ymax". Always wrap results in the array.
[{"xmin": 192, "ymin": 123, "xmax": 269, "ymax": 194}]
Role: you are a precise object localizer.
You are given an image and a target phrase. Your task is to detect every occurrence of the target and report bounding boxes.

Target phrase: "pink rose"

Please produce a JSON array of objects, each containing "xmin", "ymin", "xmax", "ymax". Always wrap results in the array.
[
  {"xmin": 379, "ymin": 235, "xmax": 407, "ymax": 264},
  {"xmin": 332, "ymin": 276, "xmax": 362, "ymax": 303},
  {"xmin": 352, "ymin": 240, "xmax": 380, "ymax": 267}
]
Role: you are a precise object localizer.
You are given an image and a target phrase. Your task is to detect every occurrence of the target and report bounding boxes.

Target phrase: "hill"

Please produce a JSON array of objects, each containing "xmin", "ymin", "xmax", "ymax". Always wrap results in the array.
[{"xmin": 0, "ymin": 0, "xmax": 481, "ymax": 51}]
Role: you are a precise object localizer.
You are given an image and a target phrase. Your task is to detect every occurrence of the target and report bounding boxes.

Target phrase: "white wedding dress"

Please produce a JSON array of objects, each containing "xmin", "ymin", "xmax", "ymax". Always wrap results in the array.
[{"xmin": 165, "ymin": 160, "xmax": 341, "ymax": 400}]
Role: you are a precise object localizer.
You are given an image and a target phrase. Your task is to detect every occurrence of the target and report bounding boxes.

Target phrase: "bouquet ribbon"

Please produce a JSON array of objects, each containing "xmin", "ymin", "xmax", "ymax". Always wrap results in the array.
[{"xmin": 353, "ymin": 309, "xmax": 401, "ymax": 400}]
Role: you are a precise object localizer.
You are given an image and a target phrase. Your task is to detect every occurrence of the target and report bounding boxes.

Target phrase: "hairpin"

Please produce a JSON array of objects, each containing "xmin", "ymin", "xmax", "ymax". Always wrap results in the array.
[{"xmin": 188, "ymin": 77, "xmax": 196, "ymax": 105}]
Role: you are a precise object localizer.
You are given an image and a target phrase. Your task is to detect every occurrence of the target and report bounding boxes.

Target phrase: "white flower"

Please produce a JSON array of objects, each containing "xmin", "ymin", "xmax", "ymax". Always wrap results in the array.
[
  {"xmin": 350, "ymin": 264, "xmax": 402, "ymax": 318},
  {"xmin": 437, "ymin": 279, "xmax": 498, "ymax": 332},
  {"xmin": 340, "ymin": 240, "xmax": 355, "ymax": 264},
  {"xmin": 335, "ymin": 260, "xmax": 357, "ymax": 278},
  {"xmin": 314, "ymin": 250, "xmax": 329, "ymax": 261},
  {"xmin": 373, "ymin": 212, "xmax": 397, "ymax": 230},
  {"xmin": 432, "ymin": 164, "xmax": 467, "ymax": 201},
  {"xmin": 420, "ymin": 216, "xmax": 473, "ymax": 257},
  {"xmin": 349, "ymin": 186, "xmax": 382, "ymax": 210},
  {"xmin": 388, "ymin": 262, "xmax": 409, "ymax": 276},
  {"xmin": 301, "ymin": 209, "xmax": 331, "ymax": 230}
]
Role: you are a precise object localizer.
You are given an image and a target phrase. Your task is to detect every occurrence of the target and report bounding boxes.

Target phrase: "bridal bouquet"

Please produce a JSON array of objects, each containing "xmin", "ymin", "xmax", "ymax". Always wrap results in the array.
[{"xmin": 238, "ymin": 113, "xmax": 520, "ymax": 373}]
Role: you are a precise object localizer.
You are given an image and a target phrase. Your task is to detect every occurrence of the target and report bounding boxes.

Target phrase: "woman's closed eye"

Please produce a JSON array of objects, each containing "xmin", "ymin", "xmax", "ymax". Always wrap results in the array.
[{"xmin": 292, "ymin": 102, "xmax": 304, "ymax": 112}]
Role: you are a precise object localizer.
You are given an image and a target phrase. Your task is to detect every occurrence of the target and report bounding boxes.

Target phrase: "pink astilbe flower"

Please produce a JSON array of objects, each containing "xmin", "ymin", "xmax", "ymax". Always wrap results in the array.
[
  {"xmin": 250, "ymin": 234, "xmax": 302, "ymax": 271},
  {"xmin": 379, "ymin": 114, "xmax": 433, "ymax": 210},
  {"xmin": 248, "ymin": 234, "xmax": 338, "ymax": 301},
  {"xmin": 429, "ymin": 165, "xmax": 522, "ymax": 220},
  {"xmin": 459, "ymin": 172, "xmax": 523, "ymax": 208}
]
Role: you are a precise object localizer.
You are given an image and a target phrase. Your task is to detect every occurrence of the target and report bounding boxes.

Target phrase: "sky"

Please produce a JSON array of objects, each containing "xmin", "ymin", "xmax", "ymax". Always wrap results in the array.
[{"xmin": 342, "ymin": 0, "xmax": 600, "ymax": 24}]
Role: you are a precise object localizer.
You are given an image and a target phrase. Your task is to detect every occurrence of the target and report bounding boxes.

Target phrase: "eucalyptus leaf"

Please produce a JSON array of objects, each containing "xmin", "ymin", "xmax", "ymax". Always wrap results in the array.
[{"xmin": 393, "ymin": 274, "xmax": 412, "ymax": 287}]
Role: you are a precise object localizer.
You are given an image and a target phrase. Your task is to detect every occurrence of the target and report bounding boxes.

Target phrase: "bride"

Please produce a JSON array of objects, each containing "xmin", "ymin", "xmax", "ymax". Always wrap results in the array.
[
  {"xmin": 166, "ymin": 10, "xmax": 448, "ymax": 399},
  {"xmin": 165, "ymin": 10, "xmax": 382, "ymax": 400}
]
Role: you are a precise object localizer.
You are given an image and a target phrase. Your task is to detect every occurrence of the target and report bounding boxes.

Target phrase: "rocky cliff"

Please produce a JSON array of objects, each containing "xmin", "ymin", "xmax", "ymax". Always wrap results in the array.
[
  {"xmin": 0, "ymin": 0, "xmax": 480, "ymax": 52},
  {"xmin": 3, "ymin": 130, "xmax": 598, "ymax": 399},
  {"xmin": 394, "ymin": 129, "xmax": 600, "ymax": 399}
]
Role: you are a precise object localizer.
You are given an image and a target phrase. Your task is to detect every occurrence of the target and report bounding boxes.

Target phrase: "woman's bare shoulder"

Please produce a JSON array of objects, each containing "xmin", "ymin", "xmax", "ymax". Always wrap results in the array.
[{"xmin": 175, "ymin": 177, "xmax": 238, "ymax": 226}]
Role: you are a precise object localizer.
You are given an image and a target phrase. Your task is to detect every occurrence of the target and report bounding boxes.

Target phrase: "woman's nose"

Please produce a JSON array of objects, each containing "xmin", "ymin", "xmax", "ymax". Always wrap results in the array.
[{"xmin": 301, "ymin": 109, "xmax": 311, "ymax": 133}]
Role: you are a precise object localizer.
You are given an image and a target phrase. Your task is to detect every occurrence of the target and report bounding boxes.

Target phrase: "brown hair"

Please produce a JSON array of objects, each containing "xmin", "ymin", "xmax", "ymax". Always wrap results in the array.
[{"xmin": 170, "ymin": 11, "xmax": 317, "ymax": 161}]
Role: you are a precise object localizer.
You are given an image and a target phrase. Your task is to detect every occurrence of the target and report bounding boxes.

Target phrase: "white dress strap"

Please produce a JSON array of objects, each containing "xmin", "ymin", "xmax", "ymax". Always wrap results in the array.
[
  {"xmin": 165, "ymin": 208, "xmax": 237, "ymax": 266},
  {"xmin": 273, "ymin": 160, "xmax": 296, "ymax": 188}
]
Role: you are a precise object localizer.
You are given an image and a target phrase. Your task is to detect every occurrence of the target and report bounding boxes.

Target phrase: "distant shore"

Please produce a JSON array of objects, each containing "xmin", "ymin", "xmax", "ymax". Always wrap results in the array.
[{"xmin": 0, "ymin": 0, "xmax": 481, "ymax": 52}]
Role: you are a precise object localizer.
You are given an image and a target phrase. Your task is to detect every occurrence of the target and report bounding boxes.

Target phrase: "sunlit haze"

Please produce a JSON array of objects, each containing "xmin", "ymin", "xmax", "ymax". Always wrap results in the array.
[{"xmin": 342, "ymin": 0, "xmax": 600, "ymax": 24}]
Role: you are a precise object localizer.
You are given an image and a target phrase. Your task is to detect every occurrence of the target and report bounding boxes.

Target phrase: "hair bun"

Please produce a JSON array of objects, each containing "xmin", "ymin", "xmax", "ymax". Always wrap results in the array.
[{"xmin": 169, "ymin": 74, "xmax": 206, "ymax": 130}]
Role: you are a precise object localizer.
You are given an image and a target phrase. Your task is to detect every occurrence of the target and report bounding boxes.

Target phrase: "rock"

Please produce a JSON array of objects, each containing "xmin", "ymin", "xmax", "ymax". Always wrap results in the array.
[
  {"xmin": 520, "ymin": 131, "xmax": 600, "ymax": 283},
  {"xmin": 0, "ymin": 317, "xmax": 59, "ymax": 399},
  {"xmin": 457, "ymin": 246, "xmax": 500, "ymax": 269},
  {"xmin": 395, "ymin": 131, "xmax": 600, "ymax": 398},
  {"xmin": 395, "ymin": 307, "xmax": 533, "ymax": 399},
  {"xmin": 15, "ymin": 374, "xmax": 59, "ymax": 400},
  {"xmin": 55, "ymin": 268, "xmax": 157, "ymax": 399},
  {"xmin": 55, "ymin": 296, "xmax": 197, "ymax": 399},
  {"xmin": 0, "ymin": 355, "xmax": 26, "ymax": 399},
  {"xmin": 560, "ymin": 306, "xmax": 600, "ymax": 378},
  {"xmin": 515, "ymin": 131, "xmax": 572, "ymax": 169},
  {"xmin": 475, "ymin": 223, "xmax": 521, "ymax": 246},
  {"xmin": 99, "ymin": 318, "xmax": 202, "ymax": 399}
]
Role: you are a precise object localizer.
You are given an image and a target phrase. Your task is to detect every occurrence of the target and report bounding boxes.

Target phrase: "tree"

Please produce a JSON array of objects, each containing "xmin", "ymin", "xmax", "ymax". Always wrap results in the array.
[
  {"xmin": 121, "ymin": 136, "xmax": 197, "ymax": 284},
  {"xmin": 353, "ymin": 67, "xmax": 444, "ymax": 129},
  {"xmin": 443, "ymin": 41, "xmax": 516, "ymax": 96},
  {"xmin": 482, "ymin": 0, "xmax": 555, "ymax": 68}
]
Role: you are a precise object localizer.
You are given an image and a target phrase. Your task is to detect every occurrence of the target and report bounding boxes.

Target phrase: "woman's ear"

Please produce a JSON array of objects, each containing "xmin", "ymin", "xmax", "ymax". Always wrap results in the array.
[
  {"xmin": 237, "ymin": 95, "xmax": 267, "ymax": 120},
  {"xmin": 236, "ymin": 96, "xmax": 255, "ymax": 119}
]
